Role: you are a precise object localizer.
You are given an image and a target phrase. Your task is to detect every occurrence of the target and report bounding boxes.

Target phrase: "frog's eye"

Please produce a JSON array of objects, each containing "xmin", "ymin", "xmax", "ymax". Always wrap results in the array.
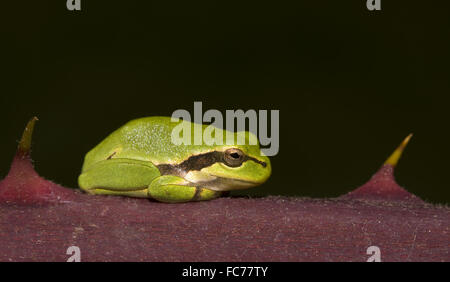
[{"xmin": 223, "ymin": 148, "xmax": 245, "ymax": 167}]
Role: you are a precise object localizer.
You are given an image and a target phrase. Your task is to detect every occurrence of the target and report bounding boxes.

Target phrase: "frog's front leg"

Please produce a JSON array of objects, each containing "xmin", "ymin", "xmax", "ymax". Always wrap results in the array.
[
  {"xmin": 78, "ymin": 158, "xmax": 160, "ymax": 198},
  {"xmin": 149, "ymin": 175, "xmax": 222, "ymax": 203}
]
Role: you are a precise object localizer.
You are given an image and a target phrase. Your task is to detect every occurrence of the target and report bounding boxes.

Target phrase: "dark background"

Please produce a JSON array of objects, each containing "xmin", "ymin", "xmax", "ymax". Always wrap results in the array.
[{"xmin": 1, "ymin": 1, "xmax": 449, "ymax": 204}]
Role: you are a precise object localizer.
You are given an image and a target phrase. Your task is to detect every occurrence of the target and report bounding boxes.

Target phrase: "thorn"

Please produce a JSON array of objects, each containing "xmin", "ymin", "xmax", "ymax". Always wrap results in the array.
[
  {"xmin": 384, "ymin": 133, "xmax": 413, "ymax": 167},
  {"xmin": 342, "ymin": 133, "xmax": 421, "ymax": 202},
  {"xmin": 18, "ymin": 117, "xmax": 39, "ymax": 156},
  {"xmin": 0, "ymin": 116, "xmax": 76, "ymax": 205}
]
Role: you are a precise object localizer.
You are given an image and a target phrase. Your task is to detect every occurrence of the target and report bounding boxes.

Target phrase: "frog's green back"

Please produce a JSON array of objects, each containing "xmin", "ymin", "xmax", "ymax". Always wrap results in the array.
[{"xmin": 81, "ymin": 116, "xmax": 263, "ymax": 172}]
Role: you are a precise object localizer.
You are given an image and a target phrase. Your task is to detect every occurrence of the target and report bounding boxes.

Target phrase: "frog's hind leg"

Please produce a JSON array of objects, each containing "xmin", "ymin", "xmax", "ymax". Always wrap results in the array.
[
  {"xmin": 78, "ymin": 158, "xmax": 160, "ymax": 198},
  {"xmin": 149, "ymin": 175, "xmax": 222, "ymax": 203}
]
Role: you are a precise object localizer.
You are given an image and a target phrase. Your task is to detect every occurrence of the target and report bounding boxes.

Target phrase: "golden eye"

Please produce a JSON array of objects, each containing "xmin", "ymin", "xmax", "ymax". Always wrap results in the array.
[{"xmin": 223, "ymin": 148, "xmax": 245, "ymax": 167}]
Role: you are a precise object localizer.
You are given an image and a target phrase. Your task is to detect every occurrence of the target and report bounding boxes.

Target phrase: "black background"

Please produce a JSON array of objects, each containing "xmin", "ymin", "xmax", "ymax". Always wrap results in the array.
[{"xmin": 1, "ymin": 1, "xmax": 449, "ymax": 204}]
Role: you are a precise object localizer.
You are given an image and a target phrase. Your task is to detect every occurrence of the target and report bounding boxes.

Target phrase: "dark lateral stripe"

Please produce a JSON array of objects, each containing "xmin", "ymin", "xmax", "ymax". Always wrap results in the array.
[
  {"xmin": 157, "ymin": 151, "xmax": 266, "ymax": 176},
  {"xmin": 191, "ymin": 187, "xmax": 202, "ymax": 201}
]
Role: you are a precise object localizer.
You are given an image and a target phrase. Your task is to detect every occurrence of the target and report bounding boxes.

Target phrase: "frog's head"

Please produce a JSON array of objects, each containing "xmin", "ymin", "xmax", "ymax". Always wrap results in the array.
[{"xmin": 182, "ymin": 132, "xmax": 271, "ymax": 191}]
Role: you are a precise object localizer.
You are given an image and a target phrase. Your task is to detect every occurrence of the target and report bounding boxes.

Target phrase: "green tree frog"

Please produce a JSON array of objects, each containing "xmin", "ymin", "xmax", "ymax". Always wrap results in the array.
[{"xmin": 78, "ymin": 117, "xmax": 271, "ymax": 203}]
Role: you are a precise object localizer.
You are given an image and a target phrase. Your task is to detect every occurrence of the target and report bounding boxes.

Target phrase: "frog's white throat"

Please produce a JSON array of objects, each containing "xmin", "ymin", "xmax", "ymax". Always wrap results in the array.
[{"xmin": 183, "ymin": 171, "xmax": 256, "ymax": 191}]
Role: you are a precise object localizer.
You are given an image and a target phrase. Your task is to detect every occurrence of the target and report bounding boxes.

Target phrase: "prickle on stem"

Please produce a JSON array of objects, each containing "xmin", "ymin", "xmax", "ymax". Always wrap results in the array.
[
  {"xmin": 384, "ymin": 133, "xmax": 413, "ymax": 167},
  {"xmin": 17, "ymin": 116, "xmax": 39, "ymax": 157}
]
